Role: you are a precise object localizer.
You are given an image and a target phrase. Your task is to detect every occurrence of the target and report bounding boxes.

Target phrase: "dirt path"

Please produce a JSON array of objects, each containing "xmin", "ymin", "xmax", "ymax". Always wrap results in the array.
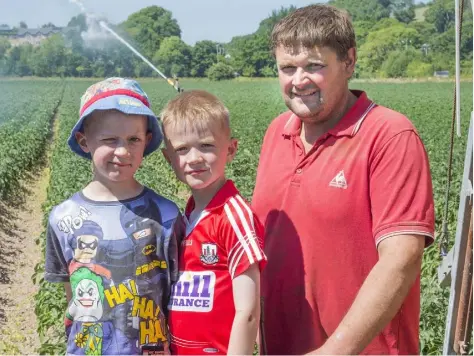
[{"xmin": 0, "ymin": 118, "xmax": 57, "ymax": 354}]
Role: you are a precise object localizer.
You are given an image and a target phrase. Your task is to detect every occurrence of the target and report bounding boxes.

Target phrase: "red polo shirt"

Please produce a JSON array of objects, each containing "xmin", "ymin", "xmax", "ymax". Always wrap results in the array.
[{"xmin": 252, "ymin": 90, "xmax": 435, "ymax": 355}]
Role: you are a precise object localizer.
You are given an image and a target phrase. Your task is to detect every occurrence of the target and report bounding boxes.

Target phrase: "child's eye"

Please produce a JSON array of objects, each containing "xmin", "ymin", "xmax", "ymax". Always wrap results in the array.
[
  {"xmin": 201, "ymin": 143, "xmax": 214, "ymax": 148},
  {"xmin": 129, "ymin": 137, "xmax": 141, "ymax": 143},
  {"xmin": 175, "ymin": 147, "xmax": 188, "ymax": 153},
  {"xmin": 101, "ymin": 138, "xmax": 116, "ymax": 143}
]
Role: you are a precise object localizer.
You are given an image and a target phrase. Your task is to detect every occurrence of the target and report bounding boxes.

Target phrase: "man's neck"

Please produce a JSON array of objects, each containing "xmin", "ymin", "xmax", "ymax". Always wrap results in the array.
[
  {"xmin": 301, "ymin": 90, "xmax": 358, "ymax": 148},
  {"xmin": 190, "ymin": 176, "xmax": 226, "ymax": 214},
  {"xmin": 82, "ymin": 177, "xmax": 144, "ymax": 202}
]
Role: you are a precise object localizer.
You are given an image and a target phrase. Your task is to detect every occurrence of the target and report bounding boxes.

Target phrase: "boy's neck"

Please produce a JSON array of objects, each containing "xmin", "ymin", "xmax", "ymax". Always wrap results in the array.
[
  {"xmin": 191, "ymin": 176, "xmax": 227, "ymax": 214},
  {"xmin": 82, "ymin": 176, "xmax": 144, "ymax": 202}
]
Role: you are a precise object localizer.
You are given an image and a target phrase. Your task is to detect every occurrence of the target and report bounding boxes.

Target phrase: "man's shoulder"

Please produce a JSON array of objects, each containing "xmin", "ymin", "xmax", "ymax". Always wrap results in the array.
[{"xmin": 367, "ymin": 104, "xmax": 419, "ymax": 137}]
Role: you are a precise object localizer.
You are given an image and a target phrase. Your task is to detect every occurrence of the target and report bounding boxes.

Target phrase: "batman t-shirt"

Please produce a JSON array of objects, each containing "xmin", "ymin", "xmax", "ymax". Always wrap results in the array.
[{"xmin": 45, "ymin": 187, "xmax": 183, "ymax": 355}]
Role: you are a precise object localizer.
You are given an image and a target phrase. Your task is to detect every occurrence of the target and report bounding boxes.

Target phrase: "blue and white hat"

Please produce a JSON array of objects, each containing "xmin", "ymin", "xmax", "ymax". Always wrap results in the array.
[{"xmin": 68, "ymin": 77, "xmax": 163, "ymax": 159}]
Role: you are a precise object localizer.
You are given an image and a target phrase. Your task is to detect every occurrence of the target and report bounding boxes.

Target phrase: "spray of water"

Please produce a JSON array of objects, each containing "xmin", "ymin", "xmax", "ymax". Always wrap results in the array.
[
  {"xmin": 68, "ymin": 0, "xmax": 177, "ymax": 88},
  {"xmin": 98, "ymin": 21, "xmax": 172, "ymax": 84}
]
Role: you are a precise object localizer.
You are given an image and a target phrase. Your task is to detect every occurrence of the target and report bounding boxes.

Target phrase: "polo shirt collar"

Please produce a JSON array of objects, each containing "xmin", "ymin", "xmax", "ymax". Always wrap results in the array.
[{"xmin": 282, "ymin": 90, "xmax": 376, "ymax": 138}]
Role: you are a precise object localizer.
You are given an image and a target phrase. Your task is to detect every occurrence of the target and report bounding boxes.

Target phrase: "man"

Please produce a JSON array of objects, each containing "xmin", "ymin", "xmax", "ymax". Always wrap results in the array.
[{"xmin": 252, "ymin": 4, "xmax": 435, "ymax": 355}]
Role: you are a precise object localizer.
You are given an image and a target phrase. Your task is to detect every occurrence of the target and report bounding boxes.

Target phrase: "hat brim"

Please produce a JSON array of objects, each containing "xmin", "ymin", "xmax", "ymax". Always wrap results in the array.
[{"xmin": 68, "ymin": 95, "xmax": 163, "ymax": 160}]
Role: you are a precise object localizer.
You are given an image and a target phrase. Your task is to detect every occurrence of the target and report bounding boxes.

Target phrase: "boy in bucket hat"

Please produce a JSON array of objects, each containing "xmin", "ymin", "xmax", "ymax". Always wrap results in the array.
[{"xmin": 44, "ymin": 77, "xmax": 184, "ymax": 355}]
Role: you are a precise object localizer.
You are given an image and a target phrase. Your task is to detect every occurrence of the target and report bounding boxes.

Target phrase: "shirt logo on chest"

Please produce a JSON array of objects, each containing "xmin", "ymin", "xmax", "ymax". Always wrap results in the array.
[
  {"xmin": 329, "ymin": 170, "xmax": 348, "ymax": 189},
  {"xmin": 200, "ymin": 243, "xmax": 219, "ymax": 265}
]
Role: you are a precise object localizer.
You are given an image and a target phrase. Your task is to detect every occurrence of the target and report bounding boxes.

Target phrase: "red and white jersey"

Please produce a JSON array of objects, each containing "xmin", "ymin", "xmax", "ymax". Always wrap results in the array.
[{"xmin": 168, "ymin": 180, "xmax": 266, "ymax": 355}]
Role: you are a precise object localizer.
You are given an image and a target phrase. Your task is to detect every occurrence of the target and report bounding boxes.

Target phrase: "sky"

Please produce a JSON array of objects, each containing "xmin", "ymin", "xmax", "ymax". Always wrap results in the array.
[{"xmin": 0, "ymin": 0, "xmax": 427, "ymax": 46}]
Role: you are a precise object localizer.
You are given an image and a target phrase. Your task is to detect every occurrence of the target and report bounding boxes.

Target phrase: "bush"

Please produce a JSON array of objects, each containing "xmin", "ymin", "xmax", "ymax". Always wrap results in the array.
[
  {"xmin": 381, "ymin": 49, "xmax": 421, "ymax": 78},
  {"xmin": 406, "ymin": 60, "xmax": 433, "ymax": 77},
  {"xmin": 207, "ymin": 62, "xmax": 235, "ymax": 81}
]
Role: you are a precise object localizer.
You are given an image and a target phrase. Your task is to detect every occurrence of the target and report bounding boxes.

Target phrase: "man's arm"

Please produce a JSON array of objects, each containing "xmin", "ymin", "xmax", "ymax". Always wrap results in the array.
[
  {"xmin": 309, "ymin": 234, "xmax": 425, "ymax": 355},
  {"xmin": 228, "ymin": 264, "xmax": 261, "ymax": 355}
]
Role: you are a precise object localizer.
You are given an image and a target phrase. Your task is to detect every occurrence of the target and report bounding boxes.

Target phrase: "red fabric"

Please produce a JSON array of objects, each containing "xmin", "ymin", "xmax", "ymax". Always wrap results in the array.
[
  {"xmin": 251, "ymin": 90, "xmax": 434, "ymax": 355},
  {"xmin": 168, "ymin": 180, "xmax": 266, "ymax": 355},
  {"xmin": 79, "ymin": 89, "xmax": 150, "ymax": 116}
]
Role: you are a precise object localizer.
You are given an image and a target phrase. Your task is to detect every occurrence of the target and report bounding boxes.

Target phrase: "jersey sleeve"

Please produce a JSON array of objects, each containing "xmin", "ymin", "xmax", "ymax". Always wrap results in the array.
[
  {"xmin": 370, "ymin": 130, "xmax": 435, "ymax": 247},
  {"xmin": 219, "ymin": 195, "xmax": 267, "ymax": 279},
  {"xmin": 44, "ymin": 218, "xmax": 70, "ymax": 283}
]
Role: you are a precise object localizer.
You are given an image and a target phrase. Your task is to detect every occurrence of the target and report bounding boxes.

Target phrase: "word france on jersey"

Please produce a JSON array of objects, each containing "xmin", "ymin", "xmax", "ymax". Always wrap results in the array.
[{"xmin": 168, "ymin": 271, "xmax": 216, "ymax": 312}]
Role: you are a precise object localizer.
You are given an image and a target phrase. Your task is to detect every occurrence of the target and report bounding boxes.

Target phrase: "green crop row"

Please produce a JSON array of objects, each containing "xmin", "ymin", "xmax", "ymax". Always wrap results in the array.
[
  {"xmin": 30, "ymin": 78, "xmax": 471, "ymax": 355},
  {"xmin": 0, "ymin": 80, "xmax": 64, "ymax": 199}
]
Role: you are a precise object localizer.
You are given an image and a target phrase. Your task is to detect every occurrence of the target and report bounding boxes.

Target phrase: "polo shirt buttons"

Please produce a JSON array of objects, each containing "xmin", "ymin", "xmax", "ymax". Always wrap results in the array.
[{"xmin": 296, "ymin": 168, "xmax": 302, "ymax": 174}]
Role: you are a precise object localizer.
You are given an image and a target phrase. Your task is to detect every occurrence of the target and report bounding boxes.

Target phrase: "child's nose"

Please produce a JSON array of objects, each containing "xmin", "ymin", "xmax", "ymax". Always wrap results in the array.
[
  {"xmin": 114, "ymin": 143, "xmax": 130, "ymax": 156},
  {"xmin": 188, "ymin": 148, "xmax": 203, "ymax": 163}
]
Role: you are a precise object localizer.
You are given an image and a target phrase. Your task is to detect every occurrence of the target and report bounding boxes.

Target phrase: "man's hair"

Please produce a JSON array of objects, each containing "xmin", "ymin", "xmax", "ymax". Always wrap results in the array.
[
  {"xmin": 160, "ymin": 90, "xmax": 231, "ymax": 139},
  {"xmin": 271, "ymin": 4, "xmax": 356, "ymax": 60}
]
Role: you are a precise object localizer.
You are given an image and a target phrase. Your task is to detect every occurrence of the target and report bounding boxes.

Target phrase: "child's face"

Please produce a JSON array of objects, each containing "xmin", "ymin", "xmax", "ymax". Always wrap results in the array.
[
  {"xmin": 163, "ymin": 125, "xmax": 237, "ymax": 193},
  {"xmin": 75, "ymin": 111, "xmax": 151, "ymax": 183}
]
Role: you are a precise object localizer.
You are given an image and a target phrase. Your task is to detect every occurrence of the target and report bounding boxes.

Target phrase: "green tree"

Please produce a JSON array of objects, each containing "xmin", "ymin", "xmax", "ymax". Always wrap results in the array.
[
  {"xmin": 121, "ymin": 6, "xmax": 181, "ymax": 59},
  {"xmin": 207, "ymin": 62, "xmax": 235, "ymax": 80},
  {"xmin": 424, "ymin": 0, "xmax": 455, "ymax": 33},
  {"xmin": 406, "ymin": 60, "xmax": 433, "ymax": 76},
  {"xmin": 153, "ymin": 36, "xmax": 192, "ymax": 77},
  {"xmin": 329, "ymin": 0, "xmax": 390, "ymax": 21},
  {"xmin": 30, "ymin": 34, "xmax": 66, "ymax": 76},
  {"xmin": 6, "ymin": 44, "xmax": 33, "ymax": 76},
  {"xmin": 380, "ymin": 48, "xmax": 420, "ymax": 77},
  {"xmin": 353, "ymin": 20, "xmax": 376, "ymax": 47},
  {"xmin": 19, "ymin": 21, "xmax": 28, "ymax": 29},
  {"xmin": 391, "ymin": 0, "xmax": 416, "ymax": 23},
  {"xmin": 0, "ymin": 37, "xmax": 11, "ymax": 59},
  {"xmin": 357, "ymin": 21, "xmax": 420, "ymax": 75},
  {"xmin": 191, "ymin": 40, "xmax": 218, "ymax": 77}
]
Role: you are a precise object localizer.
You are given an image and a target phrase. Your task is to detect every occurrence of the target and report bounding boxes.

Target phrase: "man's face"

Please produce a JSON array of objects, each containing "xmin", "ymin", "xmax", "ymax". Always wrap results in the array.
[
  {"xmin": 75, "ymin": 111, "xmax": 152, "ymax": 183},
  {"xmin": 275, "ymin": 45, "xmax": 355, "ymax": 125}
]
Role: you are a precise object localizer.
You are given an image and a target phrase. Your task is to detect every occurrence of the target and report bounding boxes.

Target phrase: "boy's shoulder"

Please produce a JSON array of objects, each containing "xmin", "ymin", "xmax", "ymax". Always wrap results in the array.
[
  {"xmin": 47, "ymin": 191, "xmax": 86, "ymax": 228},
  {"xmin": 142, "ymin": 186, "xmax": 180, "ymax": 221}
]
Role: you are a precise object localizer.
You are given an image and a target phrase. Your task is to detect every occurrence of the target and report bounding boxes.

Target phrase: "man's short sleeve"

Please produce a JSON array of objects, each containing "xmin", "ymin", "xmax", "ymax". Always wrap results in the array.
[
  {"xmin": 219, "ymin": 196, "xmax": 267, "ymax": 279},
  {"xmin": 370, "ymin": 130, "xmax": 435, "ymax": 247},
  {"xmin": 45, "ymin": 220, "xmax": 70, "ymax": 283}
]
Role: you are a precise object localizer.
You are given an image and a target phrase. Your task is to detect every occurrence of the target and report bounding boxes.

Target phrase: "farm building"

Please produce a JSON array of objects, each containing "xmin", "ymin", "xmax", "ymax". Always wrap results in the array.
[{"xmin": 0, "ymin": 25, "xmax": 76, "ymax": 47}]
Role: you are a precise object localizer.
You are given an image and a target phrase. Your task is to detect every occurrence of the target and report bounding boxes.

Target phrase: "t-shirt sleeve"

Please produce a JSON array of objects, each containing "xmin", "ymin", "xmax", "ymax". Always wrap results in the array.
[
  {"xmin": 44, "ymin": 220, "xmax": 70, "ymax": 283},
  {"xmin": 219, "ymin": 195, "xmax": 267, "ymax": 279},
  {"xmin": 168, "ymin": 213, "xmax": 185, "ymax": 284},
  {"xmin": 370, "ymin": 130, "xmax": 435, "ymax": 247}
]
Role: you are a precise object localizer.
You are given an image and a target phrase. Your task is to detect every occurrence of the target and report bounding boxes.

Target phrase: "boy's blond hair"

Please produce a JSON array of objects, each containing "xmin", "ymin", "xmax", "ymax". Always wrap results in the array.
[{"xmin": 160, "ymin": 90, "xmax": 231, "ymax": 139}]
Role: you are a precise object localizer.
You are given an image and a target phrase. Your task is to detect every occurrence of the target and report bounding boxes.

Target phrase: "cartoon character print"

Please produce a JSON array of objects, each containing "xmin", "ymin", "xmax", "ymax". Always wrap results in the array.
[
  {"xmin": 119, "ymin": 198, "xmax": 165, "ymax": 296},
  {"xmin": 68, "ymin": 220, "xmax": 112, "ymax": 280},
  {"xmin": 67, "ymin": 268, "xmax": 135, "ymax": 355},
  {"xmin": 68, "ymin": 267, "xmax": 105, "ymax": 323}
]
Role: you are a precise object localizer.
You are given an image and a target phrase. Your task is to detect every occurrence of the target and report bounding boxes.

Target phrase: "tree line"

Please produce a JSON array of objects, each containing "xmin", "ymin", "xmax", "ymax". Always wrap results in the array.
[{"xmin": 0, "ymin": 0, "xmax": 472, "ymax": 79}]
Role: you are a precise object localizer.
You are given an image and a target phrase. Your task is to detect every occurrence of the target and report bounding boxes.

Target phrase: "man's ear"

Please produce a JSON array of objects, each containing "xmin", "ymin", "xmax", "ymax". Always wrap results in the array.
[
  {"xmin": 227, "ymin": 138, "xmax": 238, "ymax": 163},
  {"xmin": 75, "ymin": 131, "xmax": 90, "ymax": 153},
  {"xmin": 344, "ymin": 48, "xmax": 356, "ymax": 78}
]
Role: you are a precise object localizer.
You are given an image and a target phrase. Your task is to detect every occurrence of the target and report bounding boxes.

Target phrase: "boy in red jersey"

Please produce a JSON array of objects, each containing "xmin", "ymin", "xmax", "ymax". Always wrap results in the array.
[{"xmin": 161, "ymin": 90, "xmax": 267, "ymax": 355}]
